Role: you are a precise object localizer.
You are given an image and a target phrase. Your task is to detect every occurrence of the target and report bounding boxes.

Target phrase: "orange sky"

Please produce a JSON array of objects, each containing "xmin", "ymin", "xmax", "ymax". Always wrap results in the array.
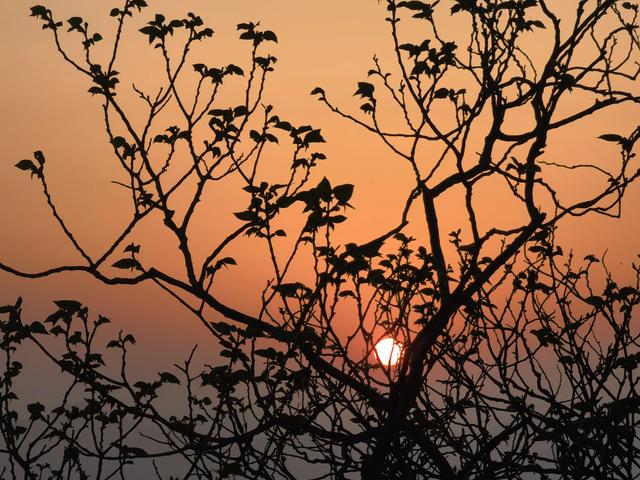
[{"xmin": 1, "ymin": 1, "xmax": 639, "ymax": 364}]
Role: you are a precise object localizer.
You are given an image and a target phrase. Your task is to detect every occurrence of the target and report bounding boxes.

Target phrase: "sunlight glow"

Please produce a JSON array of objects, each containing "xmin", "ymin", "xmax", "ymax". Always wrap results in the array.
[{"xmin": 374, "ymin": 337, "xmax": 403, "ymax": 366}]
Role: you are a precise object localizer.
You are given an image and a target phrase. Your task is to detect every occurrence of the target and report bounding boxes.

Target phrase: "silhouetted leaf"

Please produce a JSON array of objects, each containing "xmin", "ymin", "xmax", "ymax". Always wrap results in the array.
[
  {"xmin": 30, "ymin": 6, "xmax": 49, "ymax": 18},
  {"xmin": 112, "ymin": 258, "xmax": 140, "ymax": 270},
  {"xmin": 598, "ymin": 134, "xmax": 625, "ymax": 143},
  {"xmin": 68, "ymin": 331, "xmax": 83, "ymax": 344},
  {"xmin": 33, "ymin": 150, "xmax": 45, "ymax": 165},
  {"xmin": 15, "ymin": 159, "xmax": 35, "ymax": 171},
  {"xmin": 29, "ymin": 321, "xmax": 47, "ymax": 335},
  {"xmin": 316, "ymin": 177, "xmax": 332, "ymax": 201},
  {"xmin": 211, "ymin": 322, "xmax": 234, "ymax": 335},
  {"xmin": 304, "ymin": 129, "xmax": 325, "ymax": 144},
  {"xmin": 233, "ymin": 210, "xmax": 258, "ymax": 222},
  {"xmin": 255, "ymin": 347, "xmax": 278, "ymax": 359},
  {"xmin": 27, "ymin": 402, "xmax": 45, "ymax": 420},
  {"xmin": 585, "ymin": 296, "xmax": 604, "ymax": 308},
  {"xmin": 354, "ymin": 82, "xmax": 375, "ymax": 99},
  {"xmin": 434, "ymin": 87, "xmax": 449, "ymax": 99},
  {"xmin": 121, "ymin": 446, "xmax": 148, "ymax": 457},
  {"xmin": 54, "ymin": 300, "xmax": 82, "ymax": 312},
  {"xmin": 50, "ymin": 326, "xmax": 66, "ymax": 336},
  {"xmin": 67, "ymin": 16, "xmax": 84, "ymax": 33},
  {"xmin": 124, "ymin": 243, "xmax": 140, "ymax": 254},
  {"xmin": 217, "ymin": 257, "xmax": 237, "ymax": 267},
  {"xmin": 273, "ymin": 282, "xmax": 306, "ymax": 297},
  {"xmin": 528, "ymin": 20, "xmax": 546, "ymax": 29},
  {"xmin": 159, "ymin": 372, "xmax": 180, "ymax": 384},
  {"xmin": 263, "ymin": 30, "xmax": 278, "ymax": 42}
]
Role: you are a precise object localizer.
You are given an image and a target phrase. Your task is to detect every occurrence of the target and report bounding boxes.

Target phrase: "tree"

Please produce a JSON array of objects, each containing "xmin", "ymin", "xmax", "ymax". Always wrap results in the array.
[{"xmin": 1, "ymin": 0, "xmax": 640, "ymax": 478}]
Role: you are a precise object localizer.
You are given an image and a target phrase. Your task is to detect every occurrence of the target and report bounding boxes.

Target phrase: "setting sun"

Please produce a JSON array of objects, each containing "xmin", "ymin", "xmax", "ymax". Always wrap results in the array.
[{"xmin": 374, "ymin": 338, "xmax": 403, "ymax": 366}]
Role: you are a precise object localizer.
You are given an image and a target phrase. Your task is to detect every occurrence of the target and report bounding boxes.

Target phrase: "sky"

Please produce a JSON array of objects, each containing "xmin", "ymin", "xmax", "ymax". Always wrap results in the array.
[{"xmin": 1, "ymin": 0, "xmax": 639, "ymax": 370}]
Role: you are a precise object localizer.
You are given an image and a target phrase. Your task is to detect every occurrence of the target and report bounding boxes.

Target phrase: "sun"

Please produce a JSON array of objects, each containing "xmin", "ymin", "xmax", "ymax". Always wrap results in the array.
[{"xmin": 374, "ymin": 337, "xmax": 403, "ymax": 366}]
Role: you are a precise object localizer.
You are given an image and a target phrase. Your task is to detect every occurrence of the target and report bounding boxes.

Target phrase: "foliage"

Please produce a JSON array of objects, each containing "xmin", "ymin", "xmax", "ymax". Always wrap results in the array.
[{"xmin": 2, "ymin": 0, "xmax": 640, "ymax": 478}]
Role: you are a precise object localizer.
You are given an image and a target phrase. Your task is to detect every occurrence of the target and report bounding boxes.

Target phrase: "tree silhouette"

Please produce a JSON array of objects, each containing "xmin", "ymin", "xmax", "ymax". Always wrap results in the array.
[{"xmin": 1, "ymin": 1, "xmax": 640, "ymax": 478}]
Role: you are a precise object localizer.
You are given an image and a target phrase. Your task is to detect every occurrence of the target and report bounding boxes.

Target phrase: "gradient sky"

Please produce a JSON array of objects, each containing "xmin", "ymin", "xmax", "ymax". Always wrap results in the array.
[{"xmin": 1, "ymin": 1, "xmax": 639, "ymax": 366}]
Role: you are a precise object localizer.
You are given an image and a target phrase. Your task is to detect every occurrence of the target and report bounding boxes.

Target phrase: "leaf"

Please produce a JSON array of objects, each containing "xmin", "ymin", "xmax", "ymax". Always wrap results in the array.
[
  {"xmin": 209, "ymin": 257, "xmax": 237, "ymax": 276},
  {"xmin": 226, "ymin": 64, "xmax": 244, "ymax": 76},
  {"xmin": 249, "ymin": 130, "xmax": 262, "ymax": 142},
  {"xmin": 333, "ymin": 184, "xmax": 354, "ymax": 205},
  {"xmin": 584, "ymin": 296, "xmax": 604, "ymax": 308},
  {"xmin": 233, "ymin": 210, "xmax": 258, "ymax": 222},
  {"xmin": 112, "ymin": 258, "xmax": 140, "ymax": 270},
  {"xmin": 598, "ymin": 133, "xmax": 625, "ymax": 143},
  {"xmin": 354, "ymin": 81, "xmax": 375, "ymax": 99},
  {"xmin": 68, "ymin": 331, "xmax": 83, "ymax": 344},
  {"xmin": 275, "ymin": 120, "xmax": 292, "ymax": 131},
  {"xmin": 233, "ymin": 105, "xmax": 248, "ymax": 116},
  {"xmin": 54, "ymin": 300, "xmax": 82, "ymax": 312},
  {"xmin": 360, "ymin": 102, "xmax": 374, "ymax": 114},
  {"xmin": 15, "ymin": 159, "xmax": 36, "ymax": 171},
  {"xmin": 399, "ymin": 43, "xmax": 420, "ymax": 57},
  {"xmin": 263, "ymin": 30, "xmax": 278, "ymax": 42},
  {"xmin": 277, "ymin": 195, "xmax": 297, "ymax": 208},
  {"xmin": 216, "ymin": 257, "xmax": 237, "ymax": 268},
  {"xmin": 211, "ymin": 321, "xmax": 234, "ymax": 335},
  {"xmin": 528, "ymin": 20, "xmax": 546, "ymax": 29},
  {"xmin": 618, "ymin": 286, "xmax": 638, "ymax": 298},
  {"xmin": 255, "ymin": 347, "xmax": 278, "ymax": 359},
  {"xmin": 110, "ymin": 8, "xmax": 120, "ymax": 17},
  {"xmin": 29, "ymin": 321, "xmax": 47, "ymax": 335},
  {"xmin": 27, "ymin": 402, "xmax": 45, "ymax": 420},
  {"xmin": 310, "ymin": 87, "xmax": 325, "ymax": 96},
  {"xmin": 273, "ymin": 282, "xmax": 305, "ymax": 297},
  {"xmin": 50, "ymin": 326, "xmax": 66, "ymax": 336},
  {"xmin": 316, "ymin": 177, "xmax": 332, "ymax": 201},
  {"xmin": 398, "ymin": 1, "xmax": 429, "ymax": 10},
  {"xmin": 123, "ymin": 243, "xmax": 140, "ymax": 254},
  {"xmin": 33, "ymin": 151, "xmax": 45, "ymax": 165},
  {"xmin": 433, "ymin": 87, "xmax": 449, "ymax": 99},
  {"xmin": 121, "ymin": 446, "xmax": 148, "ymax": 457},
  {"xmin": 397, "ymin": 1, "xmax": 434, "ymax": 19},
  {"xmin": 30, "ymin": 5, "xmax": 49, "ymax": 18},
  {"xmin": 303, "ymin": 129, "xmax": 325, "ymax": 144},
  {"xmin": 67, "ymin": 16, "xmax": 84, "ymax": 32},
  {"xmin": 139, "ymin": 25, "xmax": 160, "ymax": 43},
  {"xmin": 531, "ymin": 327, "xmax": 558, "ymax": 346},
  {"xmin": 159, "ymin": 372, "xmax": 180, "ymax": 384}
]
